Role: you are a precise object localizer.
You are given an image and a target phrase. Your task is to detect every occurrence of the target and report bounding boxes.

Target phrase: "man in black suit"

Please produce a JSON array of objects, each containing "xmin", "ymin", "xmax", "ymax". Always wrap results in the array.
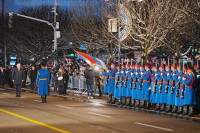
[
  {"xmin": 30, "ymin": 66, "xmax": 37, "ymax": 91},
  {"xmin": 12, "ymin": 63, "xmax": 24, "ymax": 97}
]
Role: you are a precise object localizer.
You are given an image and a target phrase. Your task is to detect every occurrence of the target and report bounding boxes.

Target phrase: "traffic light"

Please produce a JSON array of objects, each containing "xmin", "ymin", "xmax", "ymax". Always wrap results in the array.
[{"xmin": 8, "ymin": 13, "xmax": 13, "ymax": 28}]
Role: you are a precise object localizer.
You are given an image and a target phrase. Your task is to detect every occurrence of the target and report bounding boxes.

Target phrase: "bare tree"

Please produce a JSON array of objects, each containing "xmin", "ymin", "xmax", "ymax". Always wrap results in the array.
[{"xmin": 6, "ymin": 5, "xmax": 70, "ymax": 62}]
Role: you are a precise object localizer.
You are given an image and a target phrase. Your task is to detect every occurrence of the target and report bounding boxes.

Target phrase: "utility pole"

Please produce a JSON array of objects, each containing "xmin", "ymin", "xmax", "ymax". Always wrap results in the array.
[
  {"xmin": 2, "ymin": 0, "xmax": 6, "ymax": 67},
  {"xmin": 9, "ymin": 0, "xmax": 60, "ymax": 67},
  {"xmin": 53, "ymin": 0, "xmax": 59, "ymax": 67}
]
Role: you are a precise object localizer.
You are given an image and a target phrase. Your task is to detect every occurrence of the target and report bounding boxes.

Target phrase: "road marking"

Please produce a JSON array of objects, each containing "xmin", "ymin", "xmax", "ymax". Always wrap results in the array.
[
  {"xmin": 33, "ymin": 100, "xmax": 41, "ymax": 103},
  {"xmin": 87, "ymin": 112, "xmax": 112, "ymax": 118},
  {"xmin": 135, "ymin": 122, "xmax": 174, "ymax": 132},
  {"xmin": 2, "ymin": 93, "xmax": 10, "ymax": 95},
  {"xmin": 56, "ymin": 105, "xmax": 73, "ymax": 110},
  {"xmin": 0, "ymin": 108, "xmax": 71, "ymax": 133}
]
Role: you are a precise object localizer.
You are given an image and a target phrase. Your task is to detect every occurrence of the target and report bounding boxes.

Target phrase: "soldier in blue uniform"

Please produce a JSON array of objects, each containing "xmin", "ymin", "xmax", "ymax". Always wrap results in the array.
[
  {"xmin": 150, "ymin": 65, "xmax": 158, "ymax": 107},
  {"xmin": 175, "ymin": 65, "xmax": 184, "ymax": 113},
  {"xmin": 121, "ymin": 64, "xmax": 129, "ymax": 105},
  {"xmin": 155, "ymin": 65, "xmax": 163, "ymax": 110},
  {"xmin": 182, "ymin": 67, "xmax": 197, "ymax": 116},
  {"xmin": 36, "ymin": 62, "xmax": 50, "ymax": 103},
  {"xmin": 160, "ymin": 65, "xmax": 169, "ymax": 111},
  {"xmin": 125, "ymin": 64, "xmax": 133, "ymax": 106},
  {"xmin": 113, "ymin": 65, "xmax": 122, "ymax": 104},
  {"xmin": 131, "ymin": 64, "xmax": 138, "ymax": 107},
  {"xmin": 141, "ymin": 64, "xmax": 151, "ymax": 108},
  {"xmin": 166, "ymin": 64, "xmax": 176, "ymax": 112},
  {"xmin": 100, "ymin": 68, "xmax": 110, "ymax": 102},
  {"xmin": 107, "ymin": 63, "xmax": 117, "ymax": 103},
  {"xmin": 136, "ymin": 65, "xmax": 145, "ymax": 107}
]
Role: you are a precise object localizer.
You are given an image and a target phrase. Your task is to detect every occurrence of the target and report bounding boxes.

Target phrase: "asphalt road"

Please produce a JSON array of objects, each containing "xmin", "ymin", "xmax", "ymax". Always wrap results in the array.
[{"xmin": 0, "ymin": 88, "xmax": 200, "ymax": 133}]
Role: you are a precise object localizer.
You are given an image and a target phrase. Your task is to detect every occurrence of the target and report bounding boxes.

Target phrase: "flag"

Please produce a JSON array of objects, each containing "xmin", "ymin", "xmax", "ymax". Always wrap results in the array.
[
  {"xmin": 63, "ymin": 50, "xmax": 68, "ymax": 63},
  {"xmin": 74, "ymin": 50, "xmax": 107, "ymax": 70}
]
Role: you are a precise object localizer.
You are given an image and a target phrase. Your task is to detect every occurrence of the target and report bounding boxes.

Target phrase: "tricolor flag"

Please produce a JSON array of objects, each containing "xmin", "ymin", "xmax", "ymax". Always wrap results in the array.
[
  {"xmin": 63, "ymin": 50, "xmax": 68, "ymax": 63},
  {"xmin": 74, "ymin": 50, "xmax": 107, "ymax": 70}
]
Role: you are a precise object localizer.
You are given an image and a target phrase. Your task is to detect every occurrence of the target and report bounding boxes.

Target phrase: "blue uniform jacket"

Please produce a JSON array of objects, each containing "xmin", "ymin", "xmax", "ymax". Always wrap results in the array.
[{"xmin": 36, "ymin": 68, "xmax": 50, "ymax": 96}]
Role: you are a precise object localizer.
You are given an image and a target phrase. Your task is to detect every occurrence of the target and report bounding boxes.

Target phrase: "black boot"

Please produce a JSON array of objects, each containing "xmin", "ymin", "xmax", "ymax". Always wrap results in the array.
[
  {"xmin": 177, "ymin": 106, "xmax": 183, "ymax": 114},
  {"xmin": 183, "ymin": 106, "xmax": 188, "ymax": 115},
  {"xmin": 144, "ymin": 101, "xmax": 150, "ymax": 109},
  {"xmin": 41, "ymin": 96, "xmax": 44, "ymax": 103},
  {"xmin": 106, "ymin": 94, "xmax": 112, "ymax": 103},
  {"xmin": 135, "ymin": 100, "xmax": 139, "ymax": 107},
  {"xmin": 130, "ymin": 99, "xmax": 135, "ymax": 107},
  {"xmin": 44, "ymin": 95, "xmax": 47, "ymax": 103},
  {"xmin": 188, "ymin": 106, "xmax": 194, "ymax": 116},
  {"xmin": 172, "ymin": 106, "xmax": 177, "ymax": 113},
  {"xmin": 165, "ymin": 104, "xmax": 171, "ymax": 112},
  {"xmin": 160, "ymin": 104, "xmax": 165, "ymax": 111},
  {"xmin": 155, "ymin": 103, "xmax": 160, "ymax": 111},
  {"xmin": 118, "ymin": 99, "xmax": 122, "ymax": 105},
  {"xmin": 126, "ymin": 98, "xmax": 131, "ymax": 106},
  {"xmin": 139, "ymin": 100, "xmax": 145, "ymax": 108},
  {"xmin": 111, "ymin": 95, "xmax": 116, "ymax": 104},
  {"xmin": 121, "ymin": 97, "xmax": 126, "ymax": 105}
]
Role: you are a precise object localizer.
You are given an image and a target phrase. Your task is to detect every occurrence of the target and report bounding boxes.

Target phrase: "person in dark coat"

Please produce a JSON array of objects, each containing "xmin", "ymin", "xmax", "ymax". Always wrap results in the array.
[
  {"xmin": 12, "ymin": 63, "xmax": 24, "ymax": 97},
  {"xmin": 57, "ymin": 68, "xmax": 65, "ymax": 95},
  {"xmin": 64, "ymin": 67, "xmax": 69, "ymax": 95},
  {"xmin": 8, "ymin": 66, "xmax": 13, "ymax": 88},
  {"xmin": 36, "ymin": 62, "xmax": 50, "ymax": 103},
  {"xmin": 85, "ymin": 66, "xmax": 95, "ymax": 99},
  {"xmin": 22, "ymin": 66, "xmax": 28, "ymax": 88},
  {"xmin": 30, "ymin": 66, "xmax": 37, "ymax": 91}
]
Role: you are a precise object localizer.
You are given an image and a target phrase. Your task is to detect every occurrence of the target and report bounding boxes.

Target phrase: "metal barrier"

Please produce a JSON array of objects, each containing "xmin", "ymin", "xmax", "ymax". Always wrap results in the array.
[{"xmin": 67, "ymin": 76, "xmax": 100, "ymax": 96}]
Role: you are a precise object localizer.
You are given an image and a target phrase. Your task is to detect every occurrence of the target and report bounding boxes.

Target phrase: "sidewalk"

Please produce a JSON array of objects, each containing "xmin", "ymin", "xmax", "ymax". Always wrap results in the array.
[{"xmin": 6, "ymin": 87, "xmax": 200, "ymax": 122}]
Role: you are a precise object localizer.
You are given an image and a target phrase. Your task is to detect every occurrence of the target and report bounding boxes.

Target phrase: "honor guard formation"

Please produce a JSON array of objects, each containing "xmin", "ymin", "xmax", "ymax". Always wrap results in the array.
[{"xmin": 101, "ymin": 62, "xmax": 200, "ymax": 117}]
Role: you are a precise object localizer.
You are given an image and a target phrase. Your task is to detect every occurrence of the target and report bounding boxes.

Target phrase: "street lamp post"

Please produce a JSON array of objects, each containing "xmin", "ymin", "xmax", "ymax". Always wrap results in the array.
[{"xmin": 8, "ymin": 0, "xmax": 59, "ymax": 67}]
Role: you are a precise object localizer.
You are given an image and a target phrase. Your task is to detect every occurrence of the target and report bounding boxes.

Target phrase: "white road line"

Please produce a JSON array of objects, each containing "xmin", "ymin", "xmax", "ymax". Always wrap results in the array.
[
  {"xmin": 33, "ymin": 100, "xmax": 41, "ymax": 103},
  {"xmin": 2, "ymin": 93, "xmax": 10, "ymax": 95},
  {"xmin": 135, "ymin": 122, "xmax": 174, "ymax": 132},
  {"xmin": 56, "ymin": 105, "xmax": 73, "ymax": 110},
  {"xmin": 87, "ymin": 112, "xmax": 112, "ymax": 118}
]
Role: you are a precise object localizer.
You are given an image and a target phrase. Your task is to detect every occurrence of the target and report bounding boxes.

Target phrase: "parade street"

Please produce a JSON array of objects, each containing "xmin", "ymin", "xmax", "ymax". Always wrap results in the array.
[{"xmin": 0, "ymin": 88, "xmax": 199, "ymax": 133}]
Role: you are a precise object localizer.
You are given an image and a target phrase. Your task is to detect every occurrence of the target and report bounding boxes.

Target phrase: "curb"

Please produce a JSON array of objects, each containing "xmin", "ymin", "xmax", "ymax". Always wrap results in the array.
[{"xmin": 19, "ymin": 88, "xmax": 200, "ymax": 122}]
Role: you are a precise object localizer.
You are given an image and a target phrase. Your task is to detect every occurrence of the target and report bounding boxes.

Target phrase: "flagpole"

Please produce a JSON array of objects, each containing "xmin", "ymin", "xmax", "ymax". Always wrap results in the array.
[{"xmin": 168, "ymin": 57, "xmax": 169, "ymax": 66}]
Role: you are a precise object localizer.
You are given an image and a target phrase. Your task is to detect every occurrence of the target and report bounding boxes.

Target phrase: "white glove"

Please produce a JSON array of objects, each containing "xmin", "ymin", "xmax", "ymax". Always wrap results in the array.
[
  {"xmin": 182, "ymin": 77, "xmax": 186, "ymax": 81},
  {"xmin": 107, "ymin": 70, "xmax": 110, "ymax": 73},
  {"xmin": 178, "ymin": 76, "xmax": 181, "ymax": 79},
  {"xmin": 161, "ymin": 73, "xmax": 163, "ymax": 76},
  {"xmin": 141, "ymin": 72, "xmax": 143, "ymax": 75},
  {"xmin": 197, "ymin": 75, "xmax": 200, "ymax": 78},
  {"xmin": 173, "ymin": 73, "xmax": 176, "ymax": 76},
  {"xmin": 135, "ymin": 72, "xmax": 138, "ymax": 75},
  {"xmin": 126, "ymin": 71, "xmax": 129, "ymax": 74},
  {"xmin": 148, "ymin": 87, "xmax": 151, "ymax": 91},
  {"xmin": 121, "ymin": 71, "xmax": 124, "ymax": 74},
  {"xmin": 131, "ymin": 72, "xmax": 133, "ymax": 75},
  {"xmin": 155, "ymin": 73, "xmax": 158, "ymax": 76},
  {"xmin": 167, "ymin": 73, "xmax": 170, "ymax": 76}
]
